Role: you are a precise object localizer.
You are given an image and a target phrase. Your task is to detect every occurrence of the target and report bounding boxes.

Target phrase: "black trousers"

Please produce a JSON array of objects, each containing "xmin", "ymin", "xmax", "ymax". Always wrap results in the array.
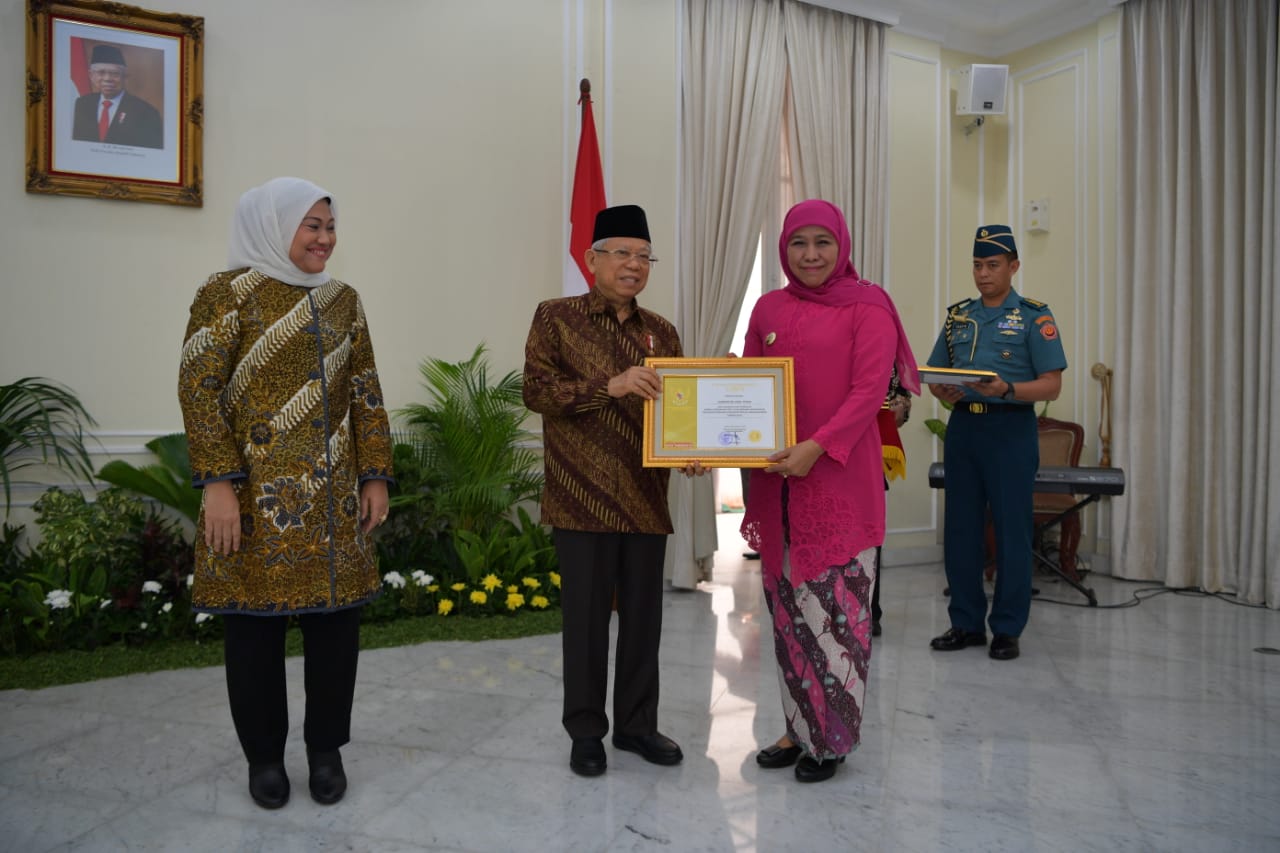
[
  {"xmin": 222, "ymin": 607, "xmax": 361, "ymax": 765},
  {"xmin": 553, "ymin": 528, "xmax": 667, "ymax": 740}
]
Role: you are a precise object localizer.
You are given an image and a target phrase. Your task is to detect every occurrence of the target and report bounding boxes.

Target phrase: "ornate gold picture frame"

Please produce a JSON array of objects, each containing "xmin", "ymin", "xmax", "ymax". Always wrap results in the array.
[{"xmin": 25, "ymin": 0, "xmax": 204, "ymax": 206}]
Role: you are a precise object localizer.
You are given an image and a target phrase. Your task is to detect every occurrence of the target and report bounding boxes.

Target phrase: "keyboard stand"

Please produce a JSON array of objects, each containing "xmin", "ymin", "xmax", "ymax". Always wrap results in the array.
[{"xmin": 1032, "ymin": 494, "xmax": 1099, "ymax": 606}]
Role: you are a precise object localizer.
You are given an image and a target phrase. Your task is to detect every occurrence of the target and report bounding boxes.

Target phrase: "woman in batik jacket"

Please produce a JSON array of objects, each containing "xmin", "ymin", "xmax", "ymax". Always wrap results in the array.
[{"xmin": 178, "ymin": 177, "xmax": 392, "ymax": 810}]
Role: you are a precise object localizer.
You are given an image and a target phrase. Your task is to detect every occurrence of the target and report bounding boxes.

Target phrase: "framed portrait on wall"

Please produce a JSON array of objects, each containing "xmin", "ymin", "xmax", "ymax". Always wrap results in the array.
[{"xmin": 25, "ymin": 0, "xmax": 204, "ymax": 206}]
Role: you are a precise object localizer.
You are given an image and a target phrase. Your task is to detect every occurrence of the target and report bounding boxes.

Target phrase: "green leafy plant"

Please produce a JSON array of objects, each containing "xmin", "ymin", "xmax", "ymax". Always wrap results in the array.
[
  {"xmin": 396, "ymin": 343, "xmax": 543, "ymax": 536},
  {"xmin": 924, "ymin": 399, "xmax": 953, "ymax": 441},
  {"xmin": 96, "ymin": 432, "xmax": 201, "ymax": 523},
  {"xmin": 0, "ymin": 377, "xmax": 98, "ymax": 514}
]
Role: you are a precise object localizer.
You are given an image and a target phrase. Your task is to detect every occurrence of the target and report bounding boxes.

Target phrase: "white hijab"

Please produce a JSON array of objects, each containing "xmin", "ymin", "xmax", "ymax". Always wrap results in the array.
[{"xmin": 227, "ymin": 177, "xmax": 337, "ymax": 288}]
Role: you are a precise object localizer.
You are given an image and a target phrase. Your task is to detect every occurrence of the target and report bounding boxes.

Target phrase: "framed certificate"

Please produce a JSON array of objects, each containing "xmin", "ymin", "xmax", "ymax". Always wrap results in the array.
[
  {"xmin": 920, "ymin": 366, "xmax": 1000, "ymax": 385},
  {"xmin": 643, "ymin": 357, "xmax": 795, "ymax": 468}
]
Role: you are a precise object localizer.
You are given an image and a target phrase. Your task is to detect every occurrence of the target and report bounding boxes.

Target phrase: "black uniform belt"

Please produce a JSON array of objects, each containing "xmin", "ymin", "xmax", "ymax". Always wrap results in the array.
[{"xmin": 957, "ymin": 402, "xmax": 1030, "ymax": 414}]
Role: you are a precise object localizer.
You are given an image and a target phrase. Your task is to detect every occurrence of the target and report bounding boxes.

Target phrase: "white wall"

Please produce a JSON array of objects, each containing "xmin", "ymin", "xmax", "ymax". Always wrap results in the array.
[
  {"xmin": 0, "ymin": 0, "xmax": 677, "ymax": 518},
  {"xmin": 1, "ymin": 0, "xmax": 1119, "ymax": 562},
  {"xmin": 883, "ymin": 15, "xmax": 1121, "ymax": 561}
]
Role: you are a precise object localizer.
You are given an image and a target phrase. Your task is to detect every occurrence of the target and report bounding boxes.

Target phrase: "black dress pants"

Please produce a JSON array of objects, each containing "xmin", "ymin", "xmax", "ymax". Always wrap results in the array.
[
  {"xmin": 553, "ymin": 529, "xmax": 667, "ymax": 740},
  {"xmin": 222, "ymin": 607, "xmax": 361, "ymax": 765}
]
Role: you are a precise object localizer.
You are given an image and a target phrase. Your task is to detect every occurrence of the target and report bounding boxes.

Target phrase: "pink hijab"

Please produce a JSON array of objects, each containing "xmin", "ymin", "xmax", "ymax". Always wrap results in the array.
[{"xmin": 780, "ymin": 200, "xmax": 920, "ymax": 394}]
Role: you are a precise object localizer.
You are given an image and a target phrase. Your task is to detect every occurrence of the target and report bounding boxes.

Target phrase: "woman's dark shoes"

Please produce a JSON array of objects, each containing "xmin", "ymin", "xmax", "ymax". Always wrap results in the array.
[
  {"xmin": 872, "ymin": 619, "xmax": 883, "ymax": 637},
  {"xmin": 306, "ymin": 748, "xmax": 347, "ymax": 805},
  {"xmin": 794, "ymin": 755, "xmax": 844, "ymax": 783},
  {"xmin": 929, "ymin": 627, "xmax": 987, "ymax": 651},
  {"xmin": 612, "ymin": 731, "xmax": 684, "ymax": 765},
  {"xmin": 755, "ymin": 742, "xmax": 803, "ymax": 768},
  {"xmin": 989, "ymin": 634, "xmax": 1021, "ymax": 660},
  {"xmin": 570, "ymin": 737, "xmax": 607, "ymax": 777},
  {"xmin": 248, "ymin": 762, "xmax": 290, "ymax": 809}
]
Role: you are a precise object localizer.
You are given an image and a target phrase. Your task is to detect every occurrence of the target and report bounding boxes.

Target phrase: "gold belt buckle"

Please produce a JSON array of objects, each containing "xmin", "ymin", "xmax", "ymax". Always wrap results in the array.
[{"xmin": 968, "ymin": 402, "xmax": 987, "ymax": 414}]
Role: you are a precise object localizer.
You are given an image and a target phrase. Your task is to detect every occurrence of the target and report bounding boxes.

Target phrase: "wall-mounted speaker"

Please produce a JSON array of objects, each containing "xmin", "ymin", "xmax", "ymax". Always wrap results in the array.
[{"xmin": 955, "ymin": 64, "xmax": 1009, "ymax": 115}]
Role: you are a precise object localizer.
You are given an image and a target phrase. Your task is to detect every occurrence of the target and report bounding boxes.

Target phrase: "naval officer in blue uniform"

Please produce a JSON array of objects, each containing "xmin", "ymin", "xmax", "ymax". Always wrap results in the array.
[{"xmin": 925, "ymin": 226, "xmax": 1067, "ymax": 660}]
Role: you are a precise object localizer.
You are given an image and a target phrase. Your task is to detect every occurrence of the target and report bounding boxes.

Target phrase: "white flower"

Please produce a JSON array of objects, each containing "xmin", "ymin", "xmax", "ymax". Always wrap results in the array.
[
  {"xmin": 382, "ymin": 571, "xmax": 406, "ymax": 589},
  {"xmin": 412, "ymin": 570, "xmax": 434, "ymax": 587},
  {"xmin": 100, "ymin": 598, "xmax": 113, "ymax": 610},
  {"xmin": 44, "ymin": 589, "xmax": 73, "ymax": 610},
  {"xmin": 140, "ymin": 622, "xmax": 149, "ymax": 630},
  {"xmin": 142, "ymin": 581, "xmax": 163, "ymax": 595},
  {"xmin": 161, "ymin": 602, "xmax": 173, "ymax": 614},
  {"xmin": 195, "ymin": 612, "xmax": 211, "ymax": 624},
  {"xmin": 185, "ymin": 574, "xmax": 194, "ymax": 588}
]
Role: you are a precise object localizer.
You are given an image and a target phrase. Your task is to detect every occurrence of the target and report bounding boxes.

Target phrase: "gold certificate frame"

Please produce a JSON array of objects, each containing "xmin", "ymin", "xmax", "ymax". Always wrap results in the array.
[{"xmin": 643, "ymin": 357, "xmax": 796, "ymax": 468}]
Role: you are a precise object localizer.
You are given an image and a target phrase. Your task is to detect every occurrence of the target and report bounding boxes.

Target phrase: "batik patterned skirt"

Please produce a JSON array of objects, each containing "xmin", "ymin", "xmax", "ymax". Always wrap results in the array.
[{"xmin": 764, "ymin": 547, "xmax": 876, "ymax": 760}]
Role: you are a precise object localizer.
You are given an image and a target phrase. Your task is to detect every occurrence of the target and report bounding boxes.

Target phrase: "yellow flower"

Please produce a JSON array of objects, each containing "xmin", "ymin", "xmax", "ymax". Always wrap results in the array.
[
  {"xmin": 522, "ymin": 577, "xmax": 540, "ymax": 589},
  {"xmin": 506, "ymin": 584, "xmax": 518, "ymax": 594},
  {"xmin": 470, "ymin": 590, "xmax": 488, "ymax": 605},
  {"xmin": 550, "ymin": 571, "xmax": 561, "ymax": 588},
  {"xmin": 505, "ymin": 592, "xmax": 525, "ymax": 611},
  {"xmin": 531, "ymin": 595, "xmax": 550, "ymax": 609},
  {"xmin": 427, "ymin": 584, "xmax": 440, "ymax": 593},
  {"xmin": 451, "ymin": 582, "xmax": 467, "ymax": 592},
  {"xmin": 481, "ymin": 574, "xmax": 502, "ymax": 592},
  {"xmin": 437, "ymin": 599, "xmax": 454, "ymax": 616}
]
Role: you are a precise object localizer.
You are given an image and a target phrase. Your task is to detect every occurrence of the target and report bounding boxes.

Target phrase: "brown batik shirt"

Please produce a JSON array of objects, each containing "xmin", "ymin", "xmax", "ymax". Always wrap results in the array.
[{"xmin": 523, "ymin": 287, "xmax": 683, "ymax": 534}]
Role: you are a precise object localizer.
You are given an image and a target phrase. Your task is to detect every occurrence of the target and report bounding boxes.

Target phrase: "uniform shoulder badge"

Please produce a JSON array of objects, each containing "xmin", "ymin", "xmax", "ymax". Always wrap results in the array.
[
  {"xmin": 947, "ymin": 297, "xmax": 975, "ymax": 312},
  {"xmin": 1020, "ymin": 296, "xmax": 1048, "ymax": 310}
]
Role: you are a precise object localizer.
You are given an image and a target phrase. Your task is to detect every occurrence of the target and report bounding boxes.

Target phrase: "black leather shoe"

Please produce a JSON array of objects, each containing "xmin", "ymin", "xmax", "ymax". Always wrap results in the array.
[
  {"xmin": 794, "ymin": 755, "xmax": 844, "ymax": 783},
  {"xmin": 248, "ymin": 762, "xmax": 290, "ymax": 809},
  {"xmin": 743, "ymin": 551, "xmax": 761, "ymax": 560},
  {"xmin": 929, "ymin": 627, "xmax": 987, "ymax": 651},
  {"xmin": 872, "ymin": 620, "xmax": 882, "ymax": 637},
  {"xmin": 755, "ymin": 742, "xmax": 803, "ymax": 768},
  {"xmin": 612, "ymin": 731, "xmax": 683, "ymax": 766},
  {"xmin": 570, "ymin": 738, "xmax": 607, "ymax": 777},
  {"xmin": 989, "ymin": 634, "xmax": 1020, "ymax": 660},
  {"xmin": 306, "ymin": 748, "xmax": 347, "ymax": 805}
]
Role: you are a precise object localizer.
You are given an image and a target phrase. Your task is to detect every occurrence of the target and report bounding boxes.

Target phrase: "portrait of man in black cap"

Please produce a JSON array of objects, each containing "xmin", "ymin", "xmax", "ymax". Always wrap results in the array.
[
  {"xmin": 523, "ymin": 204, "xmax": 690, "ymax": 778},
  {"xmin": 70, "ymin": 42, "xmax": 164, "ymax": 150}
]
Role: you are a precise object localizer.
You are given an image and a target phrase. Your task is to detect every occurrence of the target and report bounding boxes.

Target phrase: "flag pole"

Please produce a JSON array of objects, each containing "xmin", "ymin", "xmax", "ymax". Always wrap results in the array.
[{"xmin": 567, "ymin": 77, "xmax": 606, "ymax": 295}]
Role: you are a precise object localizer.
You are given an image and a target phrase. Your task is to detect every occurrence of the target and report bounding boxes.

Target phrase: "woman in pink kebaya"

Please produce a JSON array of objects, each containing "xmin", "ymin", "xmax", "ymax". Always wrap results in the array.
[{"xmin": 742, "ymin": 199, "xmax": 918, "ymax": 783}]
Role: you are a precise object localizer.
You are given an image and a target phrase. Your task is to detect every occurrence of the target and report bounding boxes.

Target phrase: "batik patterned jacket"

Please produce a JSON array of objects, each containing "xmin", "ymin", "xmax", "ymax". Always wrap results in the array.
[
  {"xmin": 179, "ymin": 268, "xmax": 393, "ymax": 614},
  {"xmin": 522, "ymin": 288, "xmax": 681, "ymax": 534}
]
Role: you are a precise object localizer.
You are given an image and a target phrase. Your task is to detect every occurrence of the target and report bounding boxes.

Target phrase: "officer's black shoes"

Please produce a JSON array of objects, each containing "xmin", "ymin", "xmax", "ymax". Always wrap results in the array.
[
  {"xmin": 929, "ymin": 627, "xmax": 987, "ymax": 651},
  {"xmin": 989, "ymin": 634, "xmax": 1021, "ymax": 660}
]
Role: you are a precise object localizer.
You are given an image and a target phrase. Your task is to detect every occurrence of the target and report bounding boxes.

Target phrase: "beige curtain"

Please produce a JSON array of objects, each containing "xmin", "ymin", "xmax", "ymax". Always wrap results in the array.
[
  {"xmin": 782, "ymin": 2, "xmax": 889, "ymax": 279},
  {"xmin": 668, "ymin": 0, "xmax": 787, "ymax": 588},
  {"xmin": 1113, "ymin": 0, "xmax": 1280, "ymax": 605}
]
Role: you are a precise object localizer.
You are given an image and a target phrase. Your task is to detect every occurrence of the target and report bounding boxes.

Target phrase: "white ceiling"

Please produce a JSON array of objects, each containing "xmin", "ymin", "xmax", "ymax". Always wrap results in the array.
[{"xmin": 811, "ymin": 0, "xmax": 1125, "ymax": 57}]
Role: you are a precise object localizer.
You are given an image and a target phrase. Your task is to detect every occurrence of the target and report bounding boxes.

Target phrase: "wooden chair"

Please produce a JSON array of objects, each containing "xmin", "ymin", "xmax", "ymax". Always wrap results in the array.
[
  {"xmin": 1032, "ymin": 416, "xmax": 1086, "ymax": 580},
  {"xmin": 983, "ymin": 415, "xmax": 1087, "ymax": 581}
]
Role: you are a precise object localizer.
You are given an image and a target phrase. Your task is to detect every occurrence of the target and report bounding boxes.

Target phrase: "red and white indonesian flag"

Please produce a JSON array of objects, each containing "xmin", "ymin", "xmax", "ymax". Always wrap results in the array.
[
  {"xmin": 565, "ymin": 83, "xmax": 606, "ymax": 296},
  {"xmin": 69, "ymin": 37, "xmax": 92, "ymax": 96}
]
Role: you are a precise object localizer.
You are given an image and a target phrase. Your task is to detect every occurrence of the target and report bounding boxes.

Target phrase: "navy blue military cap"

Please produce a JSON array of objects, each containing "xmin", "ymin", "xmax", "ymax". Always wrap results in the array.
[{"xmin": 973, "ymin": 225, "xmax": 1017, "ymax": 257}]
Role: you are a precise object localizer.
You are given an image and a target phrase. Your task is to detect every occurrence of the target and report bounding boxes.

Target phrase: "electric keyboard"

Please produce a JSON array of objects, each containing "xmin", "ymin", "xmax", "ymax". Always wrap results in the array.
[{"xmin": 927, "ymin": 462, "xmax": 1125, "ymax": 496}]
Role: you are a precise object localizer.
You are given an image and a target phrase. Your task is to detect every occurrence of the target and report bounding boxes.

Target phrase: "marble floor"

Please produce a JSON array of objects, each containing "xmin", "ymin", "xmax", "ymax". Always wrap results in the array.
[{"xmin": 2, "ymin": 514, "xmax": 1278, "ymax": 852}]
